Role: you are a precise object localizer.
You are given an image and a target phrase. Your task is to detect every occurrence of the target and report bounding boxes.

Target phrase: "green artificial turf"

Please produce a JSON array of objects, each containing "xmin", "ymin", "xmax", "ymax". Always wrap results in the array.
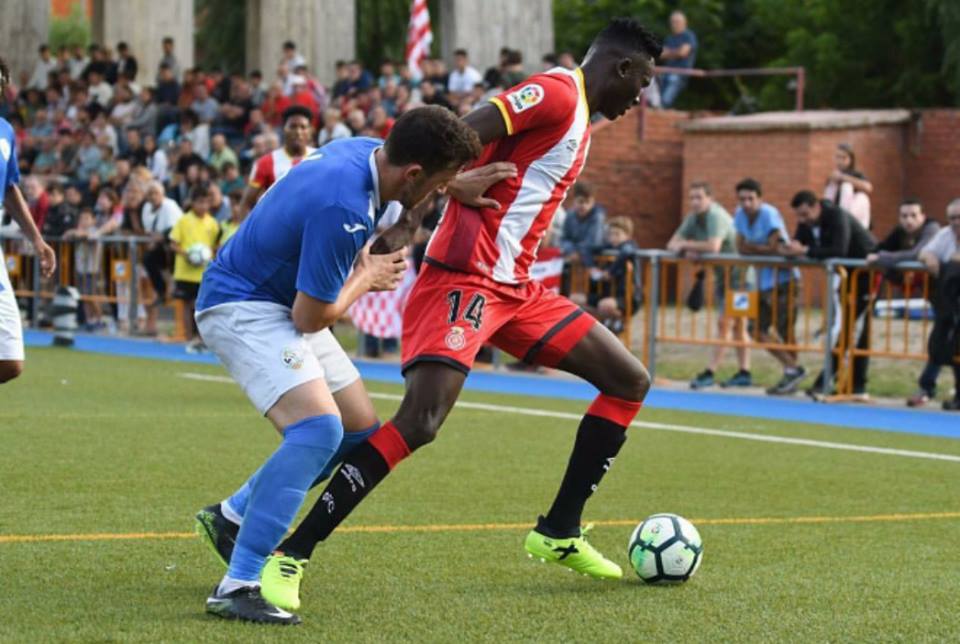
[{"xmin": 1, "ymin": 348, "xmax": 958, "ymax": 642}]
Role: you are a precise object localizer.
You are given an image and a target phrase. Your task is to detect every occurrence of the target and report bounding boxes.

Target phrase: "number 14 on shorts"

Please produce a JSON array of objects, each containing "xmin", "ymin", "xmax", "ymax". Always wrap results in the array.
[{"xmin": 446, "ymin": 290, "xmax": 486, "ymax": 330}]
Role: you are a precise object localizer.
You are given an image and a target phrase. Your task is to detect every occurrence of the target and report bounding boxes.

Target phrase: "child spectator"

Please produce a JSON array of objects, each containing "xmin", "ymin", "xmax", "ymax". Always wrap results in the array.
[
  {"xmin": 582, "ymin": 216, "xmax": 641, "ymax": 335},
  {"xmin": 65, "ymin": 207, "xmax": 103, "ymax": 329},
  {"xmin": 168, "ymin": 186, "xmax": 220, "ymax": 350},
  {"xmin": 42, "ymin": 183, "xmax": 78, "ymax": 238}
]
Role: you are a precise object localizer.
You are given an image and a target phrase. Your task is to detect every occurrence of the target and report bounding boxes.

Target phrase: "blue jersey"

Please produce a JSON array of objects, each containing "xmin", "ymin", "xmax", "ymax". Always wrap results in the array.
[
  {"xmin": 197, "ymin": 137, "xmax": 384, "ymax": 311},
  {"xmin": 1, "ymin": 118, "xmax": 20, "ymax": 293},
  {"xmin": 0, "ymin": 117, "xmax": 20, "ymax": 197}
]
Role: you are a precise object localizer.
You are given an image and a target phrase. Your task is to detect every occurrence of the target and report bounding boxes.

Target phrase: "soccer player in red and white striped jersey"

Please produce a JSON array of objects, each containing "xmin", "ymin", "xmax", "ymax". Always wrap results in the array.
[
  {"xmin": 238, "ymin": 106, "xmax": 316, "ymax": 219},
  {"xmin": 266, "ymin": 19, "xmax": 663, "ymax": 604}
]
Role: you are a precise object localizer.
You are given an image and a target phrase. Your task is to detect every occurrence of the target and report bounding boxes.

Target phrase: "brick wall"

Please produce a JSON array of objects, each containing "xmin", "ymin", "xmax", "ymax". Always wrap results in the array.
[
  {"xmin": 579, "ymin": 108, "xmax": 959, "ymax": 249},
  {"xmin": 576, "ymin": 109, "xmax": 690, "ymax": 249},
  {"xmin": 905, "ymin": 110, "xmax": 960, "ymax": 221}
]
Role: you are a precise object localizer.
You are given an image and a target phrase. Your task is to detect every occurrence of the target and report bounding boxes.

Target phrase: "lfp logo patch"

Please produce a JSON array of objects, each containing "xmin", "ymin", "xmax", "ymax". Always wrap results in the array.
[{"xmin": 507, "ymin": 84, "xmax": 545, "ymax": 113}]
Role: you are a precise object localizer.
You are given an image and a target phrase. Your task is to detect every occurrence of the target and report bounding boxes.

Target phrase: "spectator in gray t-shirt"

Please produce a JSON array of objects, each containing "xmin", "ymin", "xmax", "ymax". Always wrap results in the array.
[{"xmin": 191, "ymin": 84, "xmax": 220, "ymax": 125}]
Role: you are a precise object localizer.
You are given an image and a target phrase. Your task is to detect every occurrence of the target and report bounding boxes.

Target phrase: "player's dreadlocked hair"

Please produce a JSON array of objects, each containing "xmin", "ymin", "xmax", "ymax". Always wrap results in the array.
[
  {"xmin": 385, "ymin": 105, "xmax": 482, "ymax": 175},
  {"xmin": 0, "ymin": 57, "xmax": 9, "ymax": 96},
  {"xmin": 592, "ymin": 17, "xmax": 663, "ymax": 61}
]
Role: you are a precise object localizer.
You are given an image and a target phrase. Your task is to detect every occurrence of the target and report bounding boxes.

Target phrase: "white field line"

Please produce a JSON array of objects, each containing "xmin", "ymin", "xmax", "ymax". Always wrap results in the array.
[{"xmin": 178, "ymin": 372, "xmax": 960, "ymax": 464}]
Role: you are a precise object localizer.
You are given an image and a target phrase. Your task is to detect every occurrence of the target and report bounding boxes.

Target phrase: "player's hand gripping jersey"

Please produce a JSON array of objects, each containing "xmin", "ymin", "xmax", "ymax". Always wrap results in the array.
[{"xmin": 426, "ymin": 68, "xmax": 591, "ymax": 284}]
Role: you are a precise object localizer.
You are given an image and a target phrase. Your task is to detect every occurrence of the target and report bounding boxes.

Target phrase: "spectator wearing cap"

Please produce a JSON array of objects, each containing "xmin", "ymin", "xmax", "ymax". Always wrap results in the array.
[
  {"xmin": 784, "ymin": 190, "xmax": 877, "ymax": 400},
  {"xmin": 287, "ymin": 74, "xmax": 319, "ymax": 119},
  {"xmin": 658, "ymin": 10, "xmax": 698, "ymax": 108},
  {"xmin": 824, "ymin": 143, "xmax": 872, "ymax": 229}
]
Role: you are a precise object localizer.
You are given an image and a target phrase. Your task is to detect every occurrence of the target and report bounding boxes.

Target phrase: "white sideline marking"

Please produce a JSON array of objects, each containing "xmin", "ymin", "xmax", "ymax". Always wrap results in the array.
[{"xmin": 177, "ymin": 372, "xmax": 960, "ymax": 464}]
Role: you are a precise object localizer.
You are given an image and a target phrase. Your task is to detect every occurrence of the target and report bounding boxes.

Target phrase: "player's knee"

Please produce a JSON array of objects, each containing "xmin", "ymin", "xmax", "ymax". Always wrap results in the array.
[
  {"xmin": 395, "ymin": 405, "xmax": 445, "ymax": 450},
  {"xmin": 0, "ymin": 361, "xmax": 24, "ymax": 384},
  {"xmin": 625, "ymin": 360, "xmax": 651, "ymax": 402}
]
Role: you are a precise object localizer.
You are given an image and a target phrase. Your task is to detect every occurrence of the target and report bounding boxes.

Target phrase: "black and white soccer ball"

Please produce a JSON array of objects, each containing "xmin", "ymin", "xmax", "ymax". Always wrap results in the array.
[{"xmin": 628, "ymin": 513, "xmax": 703, "ymax": 584}]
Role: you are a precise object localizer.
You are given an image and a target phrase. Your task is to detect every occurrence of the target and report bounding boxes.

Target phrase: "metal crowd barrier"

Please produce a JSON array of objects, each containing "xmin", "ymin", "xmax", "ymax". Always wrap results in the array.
[{"xmin": 2, "ymin": 233, "xmax": 187, "ymax": 340}]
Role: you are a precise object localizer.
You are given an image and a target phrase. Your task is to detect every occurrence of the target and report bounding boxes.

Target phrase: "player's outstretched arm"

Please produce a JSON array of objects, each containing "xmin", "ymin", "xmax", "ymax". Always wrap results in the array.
[
  {"xmin": 291, "ymin": 246, "xmax": 406, "ymax": 333},
  {"xmin": 3, "ymin": 184, "xmax": 56, "ymax": 278}
]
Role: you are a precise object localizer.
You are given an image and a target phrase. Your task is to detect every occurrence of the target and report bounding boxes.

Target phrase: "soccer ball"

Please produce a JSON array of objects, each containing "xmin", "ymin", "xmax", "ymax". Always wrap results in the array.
[
  {"xmin": 628, "ymin": 513, "xmax": 703, "ymax": 584},
  {"xmin": 186, "ymin": 243, "xmax": 213, "ymax": 267}
]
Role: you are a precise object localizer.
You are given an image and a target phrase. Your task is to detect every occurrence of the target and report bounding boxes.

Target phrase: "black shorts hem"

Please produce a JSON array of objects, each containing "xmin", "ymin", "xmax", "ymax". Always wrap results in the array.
[{"xmin": 401, "ymin": 354, "xmax": 471, "ymax": 377}]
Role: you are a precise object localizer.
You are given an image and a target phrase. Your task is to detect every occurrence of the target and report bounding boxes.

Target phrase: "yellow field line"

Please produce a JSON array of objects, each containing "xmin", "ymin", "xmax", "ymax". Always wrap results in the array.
[{"xmin": 2, "ymin": 511, "xmax": 959, "ymax": 544}]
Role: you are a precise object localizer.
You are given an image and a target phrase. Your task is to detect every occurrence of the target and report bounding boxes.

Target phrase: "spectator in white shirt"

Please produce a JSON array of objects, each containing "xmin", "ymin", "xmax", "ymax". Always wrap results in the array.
[
  {"xmin": 447, "ymin": 49, "xmax": 483, "ymax": 97},
  {"xmin": 87, "ymin": 69, "xmax": 114, "ymax": 107},
  {"xmin": 69, "ymin": 44, "xmax": 89, "ymax": 80},
  {"xmin": 317, "ymin": 107, "xmax": 351, "ymax": 146},
  {"xmin": 27, "ymin": 44, "xmax": 59, "ymax": 91},
  {"xmin": 281, "ymin": 41, "xmax": 306, "ymax": 73},
  {"xmin": 141, "ymin": 180, "xmax": 183, "ymax": 334}
]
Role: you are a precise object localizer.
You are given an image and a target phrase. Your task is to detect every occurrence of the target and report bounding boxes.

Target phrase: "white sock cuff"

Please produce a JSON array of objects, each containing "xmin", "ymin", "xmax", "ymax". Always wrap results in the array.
[{"xmin": 220, "ymin": 500, "xmax": 243, "ymax": 525}]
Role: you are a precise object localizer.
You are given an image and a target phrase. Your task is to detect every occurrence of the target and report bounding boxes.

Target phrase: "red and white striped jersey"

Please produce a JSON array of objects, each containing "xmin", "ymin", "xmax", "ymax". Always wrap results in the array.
[
  {"xmin": 248, "ymin": 146, "xmax": 317, "ymax": 191},
  {"xmin": 426, "ymin": 67, "xmax": 591, "ymax": 284}
]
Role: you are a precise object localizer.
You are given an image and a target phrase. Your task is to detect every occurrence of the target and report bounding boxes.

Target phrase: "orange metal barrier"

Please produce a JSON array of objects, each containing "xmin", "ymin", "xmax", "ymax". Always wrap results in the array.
[
  {"xmin": 832, "ymin": 264, "xmax": 958, "ymax": 400},
  {"xmin": 2, "ymin": 235, "xmax": 186, "ymax": 341},
  {"xmin": 565, "ymin": 254, "xmax": 637, "ymax": 349}
]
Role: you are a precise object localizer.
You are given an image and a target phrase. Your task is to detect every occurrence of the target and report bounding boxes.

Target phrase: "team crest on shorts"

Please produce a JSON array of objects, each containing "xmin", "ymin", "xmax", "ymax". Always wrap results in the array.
[
  {"xmin": 444, "ymin": 326, "xmax": 467, "ymax": 351},
  {"xmin": 281, "ymin": 346, "xmax": 304, "ymax": 370},
  {"xmin": 507, "ymin": 84, "xmax": 544, "ymax": 113},
  {"xmin": 0, "ymin": 139, "xmax": 10, "ymax": 163}
]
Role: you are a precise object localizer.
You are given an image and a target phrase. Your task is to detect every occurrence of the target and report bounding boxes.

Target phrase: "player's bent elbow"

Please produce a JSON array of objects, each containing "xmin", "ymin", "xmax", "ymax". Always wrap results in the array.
[{"xmin": 0, "ymin": 360, "xmax": 24, "ymax": 384}]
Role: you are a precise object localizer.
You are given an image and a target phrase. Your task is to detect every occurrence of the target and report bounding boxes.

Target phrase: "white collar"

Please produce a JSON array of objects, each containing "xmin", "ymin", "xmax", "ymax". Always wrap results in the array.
[{"xmin": 368, "ymin": 147, "xmax": 382, "ymax": 210}]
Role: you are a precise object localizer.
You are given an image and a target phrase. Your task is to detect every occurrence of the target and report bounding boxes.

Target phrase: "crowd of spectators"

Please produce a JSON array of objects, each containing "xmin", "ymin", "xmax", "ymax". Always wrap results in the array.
[{"xmin": 1, "ymin": 29, "xmax": 957, "ymax": 408}]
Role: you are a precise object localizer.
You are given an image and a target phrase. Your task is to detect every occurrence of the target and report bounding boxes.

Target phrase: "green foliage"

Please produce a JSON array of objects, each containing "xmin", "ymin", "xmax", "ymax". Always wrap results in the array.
[
  {"xmin": 356, "ymin": 0, "xmax": 440, "ymax": 70},
  {"xmin": 553, "ymin": 0, "xmax": 960, "ymax": 110},
  {"xmin": 194, "ymin": 0, "xmax": 246, "ymax": 74},
  {"xmin": 48, "ymin": 2, "xmax": 90, "ymax": 52}
]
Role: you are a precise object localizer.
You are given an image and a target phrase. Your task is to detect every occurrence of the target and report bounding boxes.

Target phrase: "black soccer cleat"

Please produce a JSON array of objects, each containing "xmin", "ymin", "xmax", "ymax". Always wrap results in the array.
[
  {"xmin": 195, "ymin": 504, "xmax": 239, "ymax": 568},
  {"xmin": 205, "ymin": 585, "xmax": 301, "ymax": 625}
]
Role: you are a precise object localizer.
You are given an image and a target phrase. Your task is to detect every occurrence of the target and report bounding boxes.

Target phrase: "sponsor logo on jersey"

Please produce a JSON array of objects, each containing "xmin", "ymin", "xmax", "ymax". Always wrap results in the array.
[
  {"xmin": 507, "ymin": 84, "xmax": 545, "ymax": 113},
  {"xmin": 0, "ymin": 139, "xmax": 10, "ymax": 162},
  {"xmin": 343, "ymin": 222, "xmax": 368, "ymax": 234},
  {"xmin": 444, "ymin": 326, "xmax": 466, "ymax": 351},
  {"xmin": 281, "ymin": 346, "xmax": 304, "ymax": 370}
]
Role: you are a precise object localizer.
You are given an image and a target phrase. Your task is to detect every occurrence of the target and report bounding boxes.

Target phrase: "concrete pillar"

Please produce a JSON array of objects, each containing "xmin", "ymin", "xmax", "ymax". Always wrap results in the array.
[
  {"xmin": 3, "ymin": 0, "xmax": 50, "ymax": 87},
  {"xmin": 246, "ymin": 0, "xmax": 355, "ymax": 86},
  {"xmin": 91, "ymin": 0, "xmax": 194, "ymax": 85},
  {"xmin": 438, "ymin": 0, "xmax": 553, "ymax": 74}
]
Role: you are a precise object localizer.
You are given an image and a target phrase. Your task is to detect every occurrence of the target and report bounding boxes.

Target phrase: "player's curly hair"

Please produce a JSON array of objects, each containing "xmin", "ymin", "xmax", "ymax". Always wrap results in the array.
[
  {"xmin": 593, "ymin": 17, "xmax": 663, "ymax": 60},
  {"xmin": 0, "ymin": 57, "xmax": 9, "ymax": 96},
  {"xmin": 385, "ymin": 105, "xmax": 482, "ymax": 175}
]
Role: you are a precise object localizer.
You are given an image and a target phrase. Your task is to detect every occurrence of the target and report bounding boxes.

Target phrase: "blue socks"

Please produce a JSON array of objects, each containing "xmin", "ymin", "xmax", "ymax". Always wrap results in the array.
[
  {"xmin": 313, "ymin": 422, "xmax": 379, "ymax": 486},
  {"xmin": 221, "ymin": 422, "xmax": 380, "ymax": 523},
  {"xmin": 226, "ymin": 414, "xmax": 343, "ymax": 583}
]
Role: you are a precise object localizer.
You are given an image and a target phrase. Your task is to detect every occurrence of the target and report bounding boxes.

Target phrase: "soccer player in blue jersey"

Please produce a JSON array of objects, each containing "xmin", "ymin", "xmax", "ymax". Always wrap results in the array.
[
  {"xmin": 194, "ymin": 106, "xmax": 483, "ymax": 625},
  {"xmin": 0, "ymin": 58, "xmax": 57, "ymax": 384}
]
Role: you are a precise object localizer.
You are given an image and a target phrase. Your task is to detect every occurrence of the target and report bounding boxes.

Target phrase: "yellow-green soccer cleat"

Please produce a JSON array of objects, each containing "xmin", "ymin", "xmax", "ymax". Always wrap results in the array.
[
  {"xmin": 524, "ymin": 523, "xmax": 623, "ymax": 580},
  {"xmin": 261, "ymin": 553, "xmax": 308, "ymax": 612}
]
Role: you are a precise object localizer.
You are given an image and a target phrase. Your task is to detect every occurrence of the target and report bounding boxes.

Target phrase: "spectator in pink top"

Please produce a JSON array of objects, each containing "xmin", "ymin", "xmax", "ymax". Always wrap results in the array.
[{"xmin": 824, "ymin": 143, "xmax": 872, "ymax": 229}]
